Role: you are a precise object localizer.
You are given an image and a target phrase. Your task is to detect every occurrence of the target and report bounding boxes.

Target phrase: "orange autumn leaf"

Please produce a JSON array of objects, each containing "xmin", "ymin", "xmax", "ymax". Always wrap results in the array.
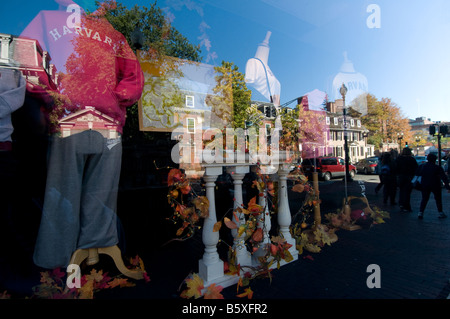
[
  {"xmin": 292, "ymin": 183, "xmax": 305, "ymax": 193},
  {"xmin": 271, "ymin": 235, "xmax": 287, "ymax": 244},
  {"xmin": 204, "ymin": 283, "xmax": 224, "ymax": 299},
  {"xmin": 192, "ymin": 196, "xmax": 209, "ymax": 218},
  {"xmin": 252, "ymin": 180, "xmax": 265, "ymax": 192},
  {"xmin": 180, "ymin": 273, "xmax": 204, "ymax": 299},
  {"xmin": 236, "ymin": 206, "xmax": 250, "ymax": 215},
  {"xmin": 247, "ymin": 196, "xmax": 263, "ymax": 213},
  {"xmin": 236, "ymin": 287, "xmax": 253, "ymax": 299},
  {"xmin": 78, "ymin": 280, "xmax": 94, "ymax": 299},
  {"xmin": 176, "ymin": 204, "xmax": 186, "ymax": 214},
  {"xmin": 85, "ymin": 269, "xmax": 104, "ymax": 283},
  {"xmin": 107, "ymin": 277, "xmax": 135, "ymax": 289},
  {"xmin": 213, "ymin": 221, "xmax": 222, "ymax": 232},
  {"xmin": 176, "ymin": 221, "xmax": 190, "ymax": 236},
  {"xmin": 237, "ymin": 277, "xmax": 243, "ymax": 293}
]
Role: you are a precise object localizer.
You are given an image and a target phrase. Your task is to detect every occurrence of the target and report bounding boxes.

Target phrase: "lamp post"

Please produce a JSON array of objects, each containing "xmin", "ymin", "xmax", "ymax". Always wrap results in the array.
[
  {"xmin": 340, "ymin": 83, "xmax": 352, "ymax": 182},
  {"xmin": 362, "ymin": 131, "xmax": 369, "ymax": 157},
  {"xmin": 397, "ymin": 132, "xmax": 404, "ymax": 150},
  {"xmin": 340, "ymin": 83, "xmax": 352, "ymax": 218},
  {"xmin": 415, "ymin": 135, "xmax": 421, "ymax": 156}
]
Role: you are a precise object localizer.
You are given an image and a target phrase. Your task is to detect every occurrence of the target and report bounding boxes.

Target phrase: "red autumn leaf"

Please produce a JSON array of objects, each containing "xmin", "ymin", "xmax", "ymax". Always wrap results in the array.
[
  {"xmin": 167, "ymin": 168, "xmax": 183, "ymax": 186},
  {"xmin": 270, "ymin": 243, "xmax": 278, "ymax": 256},
  {"xmin": 224, "ymin": 217, "xmax": 238, "ymax": 229},
  {"xmin": 252, "ymin": 228, "xmax": 264, "ymax": 242},
  {"xmin": 267, "ymin": 181, "xmax": 275, "ymax": 196},
  {"xmin": 143, "ymin": 272, "xmax": 151, "ymax": 283},
  {"xmin": 179, "ymin": 181, "xmax": 191, "ymax": 195}
]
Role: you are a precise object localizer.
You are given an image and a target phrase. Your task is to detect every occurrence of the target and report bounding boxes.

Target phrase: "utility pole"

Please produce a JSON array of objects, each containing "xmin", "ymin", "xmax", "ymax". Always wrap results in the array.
[
  {"xmin": 429, "ymin": 124, "xmax": 449, "ymax": 167},
  {"xmin": 340, "ymin": 83, "xmax": 352, "ymax": 182}
]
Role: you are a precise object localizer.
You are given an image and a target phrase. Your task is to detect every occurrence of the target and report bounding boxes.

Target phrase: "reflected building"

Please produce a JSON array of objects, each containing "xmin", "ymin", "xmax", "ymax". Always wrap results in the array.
[
  {"xmin": 325, "ymin": 100, "xmax": 374, "ymax": 163},
  {"xmin": 0, "ymin": 33, "xmax": 58, "ymax": 89}
]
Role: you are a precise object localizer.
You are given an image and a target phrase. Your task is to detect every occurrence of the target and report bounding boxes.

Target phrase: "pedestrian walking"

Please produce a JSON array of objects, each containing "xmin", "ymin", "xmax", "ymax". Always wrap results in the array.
[
  {"xmin": 374, "ymin": 151, "xmax": 384, "ymax": 194},
  {"xmin": 446, "ymin": 156, "xmax": 450, "ymax": 177},
  {"xmin": 395, "ymin": 147, "xmax": 418, "ymax": 212},
  {"xmin": 380, "ymin": 152, "xmax": 397, "ymax": 205},
  {"xmin": 417, "ymin": 153, "xmax": 450, "ymax": 219}
]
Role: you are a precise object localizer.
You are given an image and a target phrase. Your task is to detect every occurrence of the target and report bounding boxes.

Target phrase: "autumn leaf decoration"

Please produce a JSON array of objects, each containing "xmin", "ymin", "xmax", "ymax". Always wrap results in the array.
[
  {"xmin": 212, "ymin": 195, "xmax": 265, "ymax": 253},
  {"xmin": 167, "ymin": 168, "xmax": 209, "ymax": 240},
  {"xmin": 180, "ymin": 273, "xmax": 224, "ymax": 299},
  {"xmin": 29, "ymin": 254, "xmax": 149, "ymax": 299}
]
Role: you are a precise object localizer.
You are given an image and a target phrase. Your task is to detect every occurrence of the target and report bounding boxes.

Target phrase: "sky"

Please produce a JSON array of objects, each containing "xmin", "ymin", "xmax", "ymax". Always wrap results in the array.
[{"xmin": 2, "ymin": 0, "xmax": 450, "ymax": 121}]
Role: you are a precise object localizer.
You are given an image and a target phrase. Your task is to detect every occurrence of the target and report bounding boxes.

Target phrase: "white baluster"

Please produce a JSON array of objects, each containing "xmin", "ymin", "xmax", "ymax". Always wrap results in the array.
[
  {"xmin": 276, "ymin": 163, "xmax": 298, "ymax": 262},
  {"xmin": 198, "ymin": 165, "xmax": 224, "ymax": 284},
  {"xmin": 252, "ymin": 173, "xmax": 272, "ymax": 264},
  {"xmin": 227, "ymin": 165, "xmax": 252, "ymax": 267}
]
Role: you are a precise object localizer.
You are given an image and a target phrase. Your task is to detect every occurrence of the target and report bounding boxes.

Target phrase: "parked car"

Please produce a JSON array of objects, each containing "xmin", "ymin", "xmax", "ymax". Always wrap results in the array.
[
  {"xmin": 355, "ymin": 157, "xmax": 379, "ymax": 175},
  {"xmin": 414, "ymin": 155, "xmax": 447, "ymax": 171},
  {"xmin": 414, "ymin": 156, "xmax": 427, "ymax": 166},
  {"xmin": 301, "ymin": 156, "xmax": 356, "ymax": 181}
]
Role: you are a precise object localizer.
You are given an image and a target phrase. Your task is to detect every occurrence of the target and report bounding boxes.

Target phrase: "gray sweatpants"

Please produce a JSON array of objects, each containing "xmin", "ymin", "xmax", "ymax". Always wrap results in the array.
[{"xmin": 33, "ymin": 130, "xmax": 122, "ymax": 269}]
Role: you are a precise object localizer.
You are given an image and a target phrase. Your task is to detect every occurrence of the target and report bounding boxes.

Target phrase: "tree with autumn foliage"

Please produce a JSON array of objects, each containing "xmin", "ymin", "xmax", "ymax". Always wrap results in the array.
[
  {"xmin": 98, "ymin": 0, "xmax": 202, "ymax": 142},
  {"xmin": 205, "ymin": 61, "xmax": 261, "ymax": 130},
  {"xmin": 360, "ymin": 93, "xmax": 413, "ymax": 149}
]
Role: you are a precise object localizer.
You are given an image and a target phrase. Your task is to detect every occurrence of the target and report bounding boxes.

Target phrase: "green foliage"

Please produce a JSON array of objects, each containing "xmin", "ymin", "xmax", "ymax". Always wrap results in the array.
[{"xmin": 99, "ymin": 0, "xmax": 201, "ymax": 61}]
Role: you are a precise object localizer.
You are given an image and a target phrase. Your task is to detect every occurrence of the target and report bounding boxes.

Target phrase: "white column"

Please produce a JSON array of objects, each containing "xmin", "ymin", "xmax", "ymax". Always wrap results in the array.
[
  {"xmin": 198, "ymin": 165, "xmax": 224, "ymax": 284},
  {"xmin": 276, "ymin": 163, "xmax": 298, "ymax": 261},
  {"xmin": 0, "ymin": 35, "xmax": 11, "ymax": 63},
  {"xmin": 227, "ymin": 165, "xmax": 252, "ymax": 267},
  {"xmin": 252, "ymin": 173, "xmax": 272, "ymax": 264}
]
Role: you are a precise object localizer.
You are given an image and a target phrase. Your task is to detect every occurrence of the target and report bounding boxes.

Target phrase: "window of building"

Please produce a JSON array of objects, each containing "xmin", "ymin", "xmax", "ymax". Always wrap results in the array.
[
  {"xmin": 187, "ymin": 118, "xmax": 195, "ymax": 133},
  {"xmin": 326, "ymin": 116, "xmax": 330, "ymax": 125},
  {"xmin": 265, "ymin": 123, "xmax": 271, "ymax": 136},
  {"xmin": 186, "ymin": 95, "xmax": 194, "ymax": 108}
]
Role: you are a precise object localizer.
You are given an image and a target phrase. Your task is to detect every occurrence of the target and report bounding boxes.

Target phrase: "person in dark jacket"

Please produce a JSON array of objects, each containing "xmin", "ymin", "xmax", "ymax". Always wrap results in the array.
[
  {"xmin": 395, "ymin": 147, "xmax": 418, "ymax": 212},
  {"xmin": 380, "ymin": 152, "xmax": 397, "ymax": 205},
  {"xmin": 417, "ymin": 153, "xmax": 450, "ymax": 219}
]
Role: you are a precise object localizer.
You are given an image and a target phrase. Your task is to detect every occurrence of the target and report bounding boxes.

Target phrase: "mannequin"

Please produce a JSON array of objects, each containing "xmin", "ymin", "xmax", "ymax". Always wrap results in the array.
[
  {"xmin": 245, "ymin": 31, "xmax": 281, "ymax": 106},
  {"xmin": 20, "ymin": 0, "xmax": 144, "ymax": 276}
]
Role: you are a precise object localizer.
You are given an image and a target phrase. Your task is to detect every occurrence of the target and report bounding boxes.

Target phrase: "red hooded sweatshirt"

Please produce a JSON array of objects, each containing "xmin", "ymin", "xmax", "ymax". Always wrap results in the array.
[{"xmin": 19, "ymin": 3, "xmax": 144, "ymax": 133}]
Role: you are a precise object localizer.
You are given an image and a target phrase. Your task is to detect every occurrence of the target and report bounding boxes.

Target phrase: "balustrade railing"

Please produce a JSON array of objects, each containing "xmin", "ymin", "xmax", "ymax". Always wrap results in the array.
[{"xmin": 198, "ymin": 152, "xmax": 299, "ymax": 289}]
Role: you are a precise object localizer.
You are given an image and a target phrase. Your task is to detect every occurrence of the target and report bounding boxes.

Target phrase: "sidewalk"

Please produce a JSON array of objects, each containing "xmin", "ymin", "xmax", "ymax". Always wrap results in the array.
[
  {"xmin": 97, "ymin": 177, "xmax": 450, "ymax": 300},
  {"xmin": 218, "ymin": 178, "xmax": 450, "ymax": 299},
  {"xmin": 2, "ymin": 177, "xmax": 450, "ymax": 303}
]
